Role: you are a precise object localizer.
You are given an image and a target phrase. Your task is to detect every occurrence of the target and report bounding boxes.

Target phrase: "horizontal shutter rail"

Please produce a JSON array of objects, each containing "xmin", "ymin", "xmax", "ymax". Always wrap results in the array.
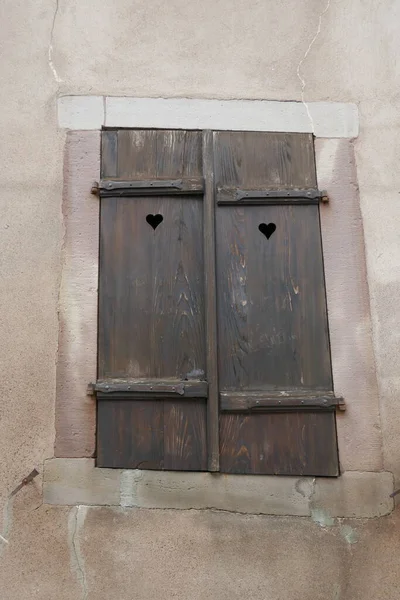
[
  {"xmin": 88, "ymin": 379, "xmax": 208, "ymax": 398},
  {"xmin": 92, "ymin": 178, "xmax": 204, "ymax": 197},
  {"xmin": 220, "ymin": 391, "xmax": 345, "ymax": 412},
  {"xmin": 216, "ymin": 187, "xmax": 329, "ymax": 205}
]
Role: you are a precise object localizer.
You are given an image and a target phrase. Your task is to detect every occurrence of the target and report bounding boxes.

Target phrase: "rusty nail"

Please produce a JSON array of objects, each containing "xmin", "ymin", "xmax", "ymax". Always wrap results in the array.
[
  {"xmin": 321, "ymin": 190, "xmax": 329, "ymax": 203},
  {"xmin": 91, "ymin": 182, "xmax": 99, "ymax": 195}
]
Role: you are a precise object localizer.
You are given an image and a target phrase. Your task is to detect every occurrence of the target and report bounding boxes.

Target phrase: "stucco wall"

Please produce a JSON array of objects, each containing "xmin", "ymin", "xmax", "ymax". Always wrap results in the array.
[{"xmin": 1, "ymin": 0, "xmax": 400, "ymax": 598}]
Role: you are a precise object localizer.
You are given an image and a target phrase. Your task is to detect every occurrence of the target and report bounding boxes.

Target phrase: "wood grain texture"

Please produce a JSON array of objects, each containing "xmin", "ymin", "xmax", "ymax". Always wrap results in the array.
[
  {"xmin": 214, "ymin": 131, "xmax": 316, "ymax": 191},
  {"xmin": 214, "ymin": 131, "xmax": 338, "ymax": 476},
  {"xmin": 101, "ymin": 130, "xmax": 118, "ymax": 178},
  {"xmin": 219, "ymin": 412, "xmax": 339, "ymax": 476},
  {"xmin": 215, "ymin": 203, "xmax": 332, "ymax": 390},
  {"xmin": 99, "ymin": 195, "xmax": 205, "ymax": 379},
  {"xmin": 99, "ymin": 130, "xmax": 205, "ymax": 381},
  {"xmin": 116, "ymin": 129, "xmax": 203, "ymax": 179},
  {"xmin": 97, "ymin": 129, "xmax": 339, "ymax": 476},
  {"xmin": 98, "ymin": 130, "xmax": 207, "ymax": 471},
  {"xmin": 97, "ymin": 399, "xmax": 207, "ymax": 470},
  {"xmin": 163, "ymin": 400, "xmax": 207, "ymax": 470},
  {"xmin": 203, "ymin": 131, "xmax": 219, "ymax": 471}
]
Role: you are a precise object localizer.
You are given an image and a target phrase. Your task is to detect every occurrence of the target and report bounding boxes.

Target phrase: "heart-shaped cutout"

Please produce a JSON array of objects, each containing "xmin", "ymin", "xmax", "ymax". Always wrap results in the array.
[
  {"xmin": 258, "ymin": 223, "xmax": 276, "ymax": 239},
  {"xmin": 146, "ymin": 214, "xmax": 163, "ymax": 230}
]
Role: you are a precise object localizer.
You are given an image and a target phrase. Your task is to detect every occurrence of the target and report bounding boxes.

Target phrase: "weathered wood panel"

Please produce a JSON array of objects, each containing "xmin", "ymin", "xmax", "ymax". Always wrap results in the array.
[
  {"xmin": 202, "ymin": 130, "xmax": 219, "ymax": 471},
  {"xmin": 97, "ymin": 399, "xmax": 164, "ymax": 469},
  {"xmin": 99, "ymin": 129, "xmax": 205, "ymax": 381},
  {"xmin": 98, "ymin": 129, "xmax": 207, "ymax": 471},
  {"xmin": 163, "ymin": 400, "xmax": 207, "ymax": 470},
  {"xmin": 116, "ymin": 129, "xmax": 202, "ymax": 179},
  {"xmin": 101, "ymin": 130, "xmax": 118, "ymax": 178},
  {"xmin": 99, "ymin": 195, "xmax": 205, "ymax": 379},
  {"xmin": 215, "ymin": 203, "xmax": 332, "ymax": 390},
  {"xmin": 219, "ymin": 412, "xmax": 339, "ymax": 476},
  {"xmin": 213, "ymin": 131, "xmax": 316, "ymax": 192},
  {"xmin": 214, "ymin": 131, "xmax": 338, "ymax": 476},
  {"xmin": 97, "ymin": 399, "xmax": 207, "ymax": 470},
  {"xmin": 97, "ymin": 129, "xmax": 339, "ymax": 476}
]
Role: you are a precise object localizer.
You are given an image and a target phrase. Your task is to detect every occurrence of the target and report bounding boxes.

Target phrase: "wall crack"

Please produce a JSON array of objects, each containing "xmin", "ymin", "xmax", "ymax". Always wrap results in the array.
[
  {"xmin": 296, "ymin": 0, "xmax": 331, "ymax": 132},
  {"xmin": 68, "ymin": 506, "xmax": 88, "ymax": 600},
  {"xmin": 48, "ymin": 0, "xmax": 62, "ymax": 83},
  {"xmin": 0, "ymin": 496, "xmax": 13, "ymax": 553},
  {"xmin": 1, "ymin": 469, "xmax": 40, "ymax": 555}
]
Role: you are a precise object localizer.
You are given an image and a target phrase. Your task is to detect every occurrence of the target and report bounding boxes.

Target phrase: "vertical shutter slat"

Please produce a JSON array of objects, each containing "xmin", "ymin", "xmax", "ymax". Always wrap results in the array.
[{"xmin": 202, "ymin": 131, "xmax": 220, "ymax": 471}]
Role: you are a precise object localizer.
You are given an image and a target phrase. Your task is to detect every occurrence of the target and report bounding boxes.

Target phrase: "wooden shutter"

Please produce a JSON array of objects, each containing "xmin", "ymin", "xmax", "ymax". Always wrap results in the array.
[
  {"xmin": 95, "ymin": 129, "xmax": 340, "ymax": 476},
  {"xmin": 97, "ymin": 130, "xmax": 208, "ymax": 470},
  {"xmin": 214, "ymin": 132, "xmax": 339, "ymax": 476}
]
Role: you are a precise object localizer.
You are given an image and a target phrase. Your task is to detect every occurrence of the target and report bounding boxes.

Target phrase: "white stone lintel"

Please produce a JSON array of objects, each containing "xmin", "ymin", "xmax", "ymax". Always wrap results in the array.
[{"xmin": 57, "ymin": 96, "xmax": 359, "ymax": 138}]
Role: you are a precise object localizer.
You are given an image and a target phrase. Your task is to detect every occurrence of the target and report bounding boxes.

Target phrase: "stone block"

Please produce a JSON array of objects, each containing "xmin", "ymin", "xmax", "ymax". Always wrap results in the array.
[
  {"xmin": 121, "ymin": 470, "xmax": 312, "ymax": 516},
  {"xmin": 44, "ymin": 458, "xmax": 120, "ymax": 506},
  {"xmin": 311, "ymin": 471, "xmax": 394, "ymax": 518},
  {"xmin": 58, "ymin": 96, "xmax": 104, "ymax": 129}
]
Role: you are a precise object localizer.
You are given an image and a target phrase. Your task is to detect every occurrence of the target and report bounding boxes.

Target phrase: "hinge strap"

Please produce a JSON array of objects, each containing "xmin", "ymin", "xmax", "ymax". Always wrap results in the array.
[{"xmin": 91, "ymin": 178, "xmax": 204, "ymax": 197}]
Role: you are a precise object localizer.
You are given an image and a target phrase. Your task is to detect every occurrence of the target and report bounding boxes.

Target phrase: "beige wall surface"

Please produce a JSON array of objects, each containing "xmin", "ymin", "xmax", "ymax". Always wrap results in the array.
[{"xmin": 1, "ymin": 0, "xmax": 400, "ymax": 597}]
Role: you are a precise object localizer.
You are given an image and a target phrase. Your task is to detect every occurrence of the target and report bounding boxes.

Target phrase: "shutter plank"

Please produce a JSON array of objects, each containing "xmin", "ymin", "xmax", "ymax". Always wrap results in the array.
[
  {"xmin": 202, "ymin": 131, "xmax": 219, "ymax": 471},
  {"xmin": 216, "ymin": 202, "xmax": 332, "ymax": 389},
  {"xmin": 97, "ymin": 399, "xmax": 207, "ymax": 470},
  {"xmin": 98, "ymin": 130, "xmax": 207, "ymax": 470},
  {"xmin": 164, "ymin": 400, "xmax": 207, "ymax": 471},
  {"xmin": 99, "ymin": 155, "xmax": 205, "ymax": 380},
  {"xmin": 117, "ymin": 129, "xmax": 202, "ymax": 179},
  {"xmin": 97, "ymin": 399, "xmax": 164, "ymax": 469},
  {"xmin": 220, "ymin": 412, "xmax": 339, "ymax": 476},
  {"xmin": 214, "ymin": 132, "xmax": 338, "ymax": 476},
  {"xmin": 101, "ymin": 130, "xmax": 118, "ymax": 178}
]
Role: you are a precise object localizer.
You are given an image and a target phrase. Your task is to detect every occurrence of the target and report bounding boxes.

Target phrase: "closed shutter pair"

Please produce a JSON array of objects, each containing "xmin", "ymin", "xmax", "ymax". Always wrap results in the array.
[{"xmin": 94, "ymin": 129, "xmax": 341, "ymax": 476}]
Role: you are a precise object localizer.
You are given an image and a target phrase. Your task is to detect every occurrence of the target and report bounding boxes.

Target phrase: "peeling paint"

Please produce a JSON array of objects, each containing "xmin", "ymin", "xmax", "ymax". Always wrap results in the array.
[
  {"xmin": 294, "ymin": 477, "xmax": 315, "ymax": 499},
  {"xmin": 311, "ymin": 508, "xmax": 335, "ymax": 528},
  {"xmin": 340, "ymin": 524, "xmax": 358, "ymax": 545}
]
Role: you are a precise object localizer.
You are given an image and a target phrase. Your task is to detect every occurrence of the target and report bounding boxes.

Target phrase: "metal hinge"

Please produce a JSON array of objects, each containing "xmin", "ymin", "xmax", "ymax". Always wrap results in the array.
[
  {"xmin": 217, "ymin": 187, "xmax": 329, "ymax": 205},
  {"xmin": 220, "ymin": 391, "xmax": 345, "ymax": 412},
  {"xmin": 91, "ymin": 178, "xmax": 204, "ymax": 197},
  {"xmin": 87, "ymin": 379, "xmax": 208, "ymax": 398}
]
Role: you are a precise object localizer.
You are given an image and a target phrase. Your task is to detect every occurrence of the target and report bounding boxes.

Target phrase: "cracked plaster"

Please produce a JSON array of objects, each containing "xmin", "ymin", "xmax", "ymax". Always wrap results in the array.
[
  {"xmin": 68, "ymin": 506, "xmax": 88, "ymax": 600},
  {"xmin": 297, "ymin": 0, "xmax": 331, "ymax": 132},
  {"xmin": 48, "ymin": 0, "xmax": 62, "ymax": 83}
]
